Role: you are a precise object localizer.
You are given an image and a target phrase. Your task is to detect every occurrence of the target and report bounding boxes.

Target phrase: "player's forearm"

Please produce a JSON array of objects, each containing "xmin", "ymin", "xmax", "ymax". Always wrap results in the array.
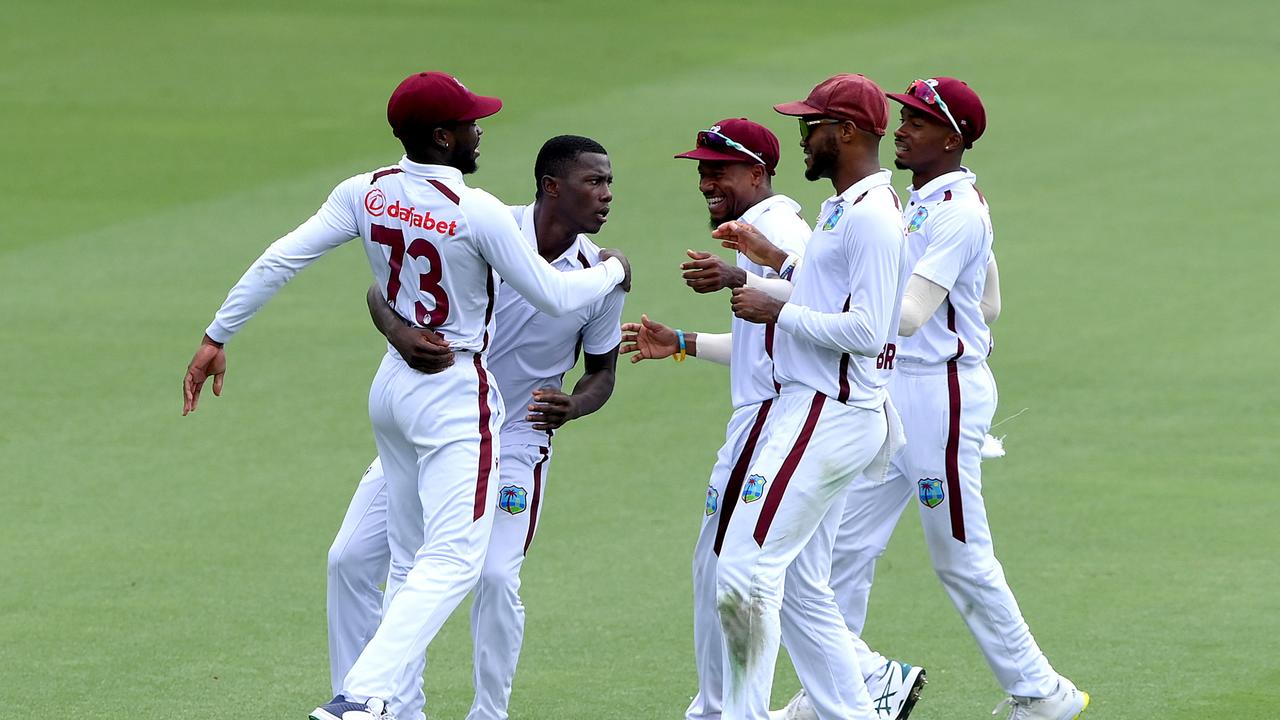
[
  {"xmin": 744, "ymin": 272, "xmax": 794, "ymax": 302},
  {"xmin": 980, "ymin": 258, "xmax": 1001, "ymax": 325},
  {"xmin": 898, "ymin": 274, "xmax": 950, "ymax": 337},
  {"xmin": 205, "ymin": 215, "xmax": 353, "ymax": 343},
  {"xmin": 367, "ymin": 284, "xmax": 408, "ymax": 339},
  {"xmin": 692, "ymin": 331, "xmax": 731, "ymax": 365},
  {"xmin": 776, "ymin": 303, "xmax": 888, "ymax": 357},
  {"xmin": 568, "ymin": 350, "xmax": 619, "ymax": 418}
]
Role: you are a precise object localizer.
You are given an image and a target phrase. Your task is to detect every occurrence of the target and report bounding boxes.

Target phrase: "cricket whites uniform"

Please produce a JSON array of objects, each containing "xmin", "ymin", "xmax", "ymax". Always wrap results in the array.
[
  {"xmin": 205, "ymin": 157, "xmax": 624, "ymax": 716},
  {"xmin": 831, "ymin": 170, "xmax": 1062, "ymax": 700},
  {"xmin": 686, "ymin": 195, "xmax": 810, "ymax": 720},
  {"xmin": 326, "ymin": 202, "xmax": 626, "ymax": 720},
  {"xmin": 715, "ymin": 169, "xmax": 908, "ymax": 720}
]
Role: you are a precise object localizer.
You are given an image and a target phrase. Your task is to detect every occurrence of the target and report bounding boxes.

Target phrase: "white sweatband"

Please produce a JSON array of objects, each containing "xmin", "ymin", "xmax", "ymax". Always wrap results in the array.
[
  {"xmin": 744, "ymin": 271, "xmax": 794, "ymax": 302},
  {"xmin": 694, "ymin": 332, "xmax": 732, "ymax": 366}
]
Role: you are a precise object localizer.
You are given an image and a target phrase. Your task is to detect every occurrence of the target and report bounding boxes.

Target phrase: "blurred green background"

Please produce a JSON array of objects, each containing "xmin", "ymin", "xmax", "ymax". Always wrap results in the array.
[{"xmin": 2, "ymin": 0, "xmax": 1276, "ymax": 717}]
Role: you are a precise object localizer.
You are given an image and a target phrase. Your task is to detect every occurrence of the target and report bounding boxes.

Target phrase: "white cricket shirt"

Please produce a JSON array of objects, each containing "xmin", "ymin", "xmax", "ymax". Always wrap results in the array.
[
  {"xmin": 775, "ymin": 169, "xmax": 908, "ymax": 409},
  {"xmin": 488, "ymin": 204, "xmax": 626, "ymax": 446},
  {"xmin": 730, "ymin": 194, "xmax": 811, "ymax": 409},
  {"xmin": 205, "ymin": 157, "xmax": 624, "ymax": 354},
  {"xmin": 897, "ymin": 169, "xmax": 993, "ymax": 367}
]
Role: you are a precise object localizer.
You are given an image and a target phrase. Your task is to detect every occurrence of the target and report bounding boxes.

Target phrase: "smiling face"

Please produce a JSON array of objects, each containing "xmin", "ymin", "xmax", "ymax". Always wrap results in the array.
[
  {"xmin": 554, "ymin": 152, "xmax": 614, "ymax": 235},
  {"xmin": 892, "ymin": 106, "xmax": 957, "ymax": 172},
  {"xmin": 697, "ymin": 160, "xmax": 764, "ymax": 226},
  {"xmin": 800, "ymin": 118, "xmax": 841, "ymax": 182}
]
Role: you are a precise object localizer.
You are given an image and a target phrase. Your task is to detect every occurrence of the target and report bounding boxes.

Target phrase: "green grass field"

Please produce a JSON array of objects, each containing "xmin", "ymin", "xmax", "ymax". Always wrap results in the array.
[{"xmin": 3, "ymin": 0, "xmax": 1278, "ymax": 717}]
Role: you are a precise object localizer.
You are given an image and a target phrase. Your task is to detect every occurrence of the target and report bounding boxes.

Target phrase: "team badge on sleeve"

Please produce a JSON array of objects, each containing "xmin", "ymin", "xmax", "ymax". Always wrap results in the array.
[
  {"xmin": 705, "ymin": 487, "xmax": 719, "ymax": 516},
  {"xmin": 820, "ymin": 205, "xmax": 845, "ymax": 231},
  {"xmin": 498, "ymin": 485, "xmax": 528, "ymax": 515},
  {"xmin": 742, "ymin": 474, "xmax": 767, "ymax": 503},
  {"xmin": 906, "ymin": 207, "xmax": 929, "ymax": 233},
  {"xmin": 918, "ymin": 478, "xmax": 944, "ymax": 509}
]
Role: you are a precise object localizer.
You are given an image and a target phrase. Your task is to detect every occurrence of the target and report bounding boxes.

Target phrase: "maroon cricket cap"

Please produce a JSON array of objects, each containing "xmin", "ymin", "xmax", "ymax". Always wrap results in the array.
[
  {"xmin": 887, "ymin": 77, "xmax": 986, "ymax": 148},
  {"xmin": 774, "ymin": 74, "xmax": 890, "ymax": 136},
  {"xmin": 387, "ymin": 72, "xmax": 503, "ymax": 138},
  {"xmin": 674, "ymin": 118, "xmax": 781, "ymax": 175}
]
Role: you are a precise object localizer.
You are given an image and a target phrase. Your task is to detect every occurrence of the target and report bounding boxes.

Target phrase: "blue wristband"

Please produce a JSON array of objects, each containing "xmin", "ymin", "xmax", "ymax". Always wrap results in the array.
[{"xmin": 675, "ymin": 329, "xmax": 687, "ymax": 362}]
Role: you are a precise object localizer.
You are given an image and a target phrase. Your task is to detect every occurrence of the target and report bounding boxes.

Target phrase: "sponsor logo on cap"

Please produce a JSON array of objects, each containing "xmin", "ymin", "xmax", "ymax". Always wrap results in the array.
[
  {"xmin": 498, "ymin": 485, "xmax": 528, "ymax": 515},
  {"xmin": 918, "ymin": 478, "xmax": 944, "ymax": 509}
]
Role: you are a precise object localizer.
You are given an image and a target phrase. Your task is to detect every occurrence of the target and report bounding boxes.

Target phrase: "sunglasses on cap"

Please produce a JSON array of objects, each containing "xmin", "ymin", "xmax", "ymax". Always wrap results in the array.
[
  {"xmin": 907, "ymin": 79, "xmax": 962, "ymax": 136},
  {"xmin": 697, "ymin": 128, "xmax": 768, "ymax": 167},
  {"xmin": 798, "ymin": 117, "xmax": 841, "ymax": 141}
]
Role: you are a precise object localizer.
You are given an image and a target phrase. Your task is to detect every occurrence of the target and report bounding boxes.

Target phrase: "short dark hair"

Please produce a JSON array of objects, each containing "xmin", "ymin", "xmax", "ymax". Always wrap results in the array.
[{"xmin": 534, "ymin": 135, "xmax": 608, "ymax": 197}]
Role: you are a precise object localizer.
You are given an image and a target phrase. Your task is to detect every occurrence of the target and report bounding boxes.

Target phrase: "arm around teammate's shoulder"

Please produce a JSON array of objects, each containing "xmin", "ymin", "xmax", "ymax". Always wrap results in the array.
[{"xmin": 467, "ymin": 192, "xmax": 626, "ymax": 317}]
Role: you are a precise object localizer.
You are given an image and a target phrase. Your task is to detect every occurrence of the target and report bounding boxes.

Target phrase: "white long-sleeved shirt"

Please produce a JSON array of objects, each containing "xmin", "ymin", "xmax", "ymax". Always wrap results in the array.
[
  {"xmin": 205, "ymin": 157, "xmax": 623, "ymax": 354},
  {"xmin": 775, "ymin": 169, "xmax": 908, "ymax": 408},
  {"xmin": 897, "ymin": 168, "xmax": 994, "ymax": 366}
]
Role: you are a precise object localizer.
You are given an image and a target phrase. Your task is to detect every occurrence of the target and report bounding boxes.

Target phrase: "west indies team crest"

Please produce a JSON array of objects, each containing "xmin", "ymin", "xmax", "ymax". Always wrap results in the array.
[
  {"xmin": 705, "ymin": 487, "xmax": 719, "ymax": 516},
  {"xmin": 906, "ymin": 206, "xmax": 929, "ymax": 233},
  {"xmin": 918, "ymin": 478, "xmax": 945, "ymax": 509},
  {"xmin": 742, "ymin": 474, "xmax": 767, "ymax": 503},
  {"xmin": 498, "ymin": 485, "xmax": 528, "ymax": 515},
  {"xmin": 821, "ymin": 205, "xmax": 845, "ymax": 231}
]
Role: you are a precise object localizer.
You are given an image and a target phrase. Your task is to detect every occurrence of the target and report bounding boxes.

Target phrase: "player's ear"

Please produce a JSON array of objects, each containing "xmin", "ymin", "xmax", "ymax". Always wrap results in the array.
[
  {"xmin": 433, "ymin": 126, "xmax": 451, "ymax": 151},
  {"xmin": 540, "ymin": 174, "xmax": 559, "ymax": 199}
]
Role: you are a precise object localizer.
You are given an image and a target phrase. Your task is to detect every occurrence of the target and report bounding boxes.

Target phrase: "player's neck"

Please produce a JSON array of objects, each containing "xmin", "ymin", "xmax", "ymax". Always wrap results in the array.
[
  {"xmin": 742, "ymin": 188, "xmax": 775, "ymax": 213},
  {"xmin": 831, "ymin": 157, "xmax": 882, "ymax": 196},
  {"xmin": 909, "ymin": 158, "xmax": 964, "ymax": 189},
  {"xmin": 532, "ymin": 202, "xmax": 578, "ymax": 261}
]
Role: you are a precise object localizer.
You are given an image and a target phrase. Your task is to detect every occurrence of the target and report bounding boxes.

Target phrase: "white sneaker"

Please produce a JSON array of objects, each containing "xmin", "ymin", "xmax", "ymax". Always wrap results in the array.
[
  {"xmin": 310, "ymin": 696, "xmax": 395, "ymax": 720},
  {"xmin": 773, "ymin": 689, "xmax": 816, "ymax": 720},
  {"xmin": 992, "ymin": 678, "xmax": 1089, "ymax": 720},
  {"xmin": 866, "ymin": 661, "xmax": 927, "ymax": 720}
]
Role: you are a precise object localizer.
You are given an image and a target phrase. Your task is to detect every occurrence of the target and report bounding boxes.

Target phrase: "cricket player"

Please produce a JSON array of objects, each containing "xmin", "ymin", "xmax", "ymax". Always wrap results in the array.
[
  {"xmin": 179, "ymin": 72, "xmax": 629, "ymax": 720},
  {"xmin": 621, "ymin": 118, "xmax": 924, "ymax": 720},
  {"xmin": 327, "ymin": 135, "xmax": 626, "ymax": 720},
  {"xmin": 752, "ymin": 78, "xmax": 1088, "ymax": 720},
  {"xmin": 618, "ymin": 117, "xmax": 812, "ymax": 720},
  {"xmin": 708, "ymin": 73, "xmax": 909, "ymax": 720}
]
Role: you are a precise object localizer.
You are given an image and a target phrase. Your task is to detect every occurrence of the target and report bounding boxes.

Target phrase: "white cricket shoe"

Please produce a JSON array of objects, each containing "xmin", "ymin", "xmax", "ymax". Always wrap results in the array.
[
  {"xmin": 866, "ymin": 660, "xmax": 927, "ymax": 719},
  {"xmin": 770, "ymin": 661, "xmax": 926, "ymax": 720},
  {"xmin": 310, "ymin": 695, "xmax": 394, "ymax": 720},
  {"xmin": 992, "ymin": 677, "xmax": 1090, "ymax": 720}
]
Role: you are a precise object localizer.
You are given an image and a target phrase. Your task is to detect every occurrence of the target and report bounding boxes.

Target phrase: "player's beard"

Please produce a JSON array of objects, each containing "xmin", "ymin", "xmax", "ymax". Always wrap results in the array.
[
  {"xmin": 451, "ymin": 142, "xmax": 479, "ymax": 175},
  {"xmin": 804, "ymin": 139, "xmax": 838, "ymax": 182}
]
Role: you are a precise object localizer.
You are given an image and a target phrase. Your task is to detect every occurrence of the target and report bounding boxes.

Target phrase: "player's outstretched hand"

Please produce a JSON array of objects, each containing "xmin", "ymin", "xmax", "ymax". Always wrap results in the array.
[
  {"xmin": 388, "ymin": 324, "xmax": 453, "ymax": 374},
  {"xmin": 619, "ymin": 314, "xmax": 678, "ymax": 363},
  {"xmin": 182, "ymin": 335, "xmax": 227, "ymax": 416},
  {"xmin": 598, "ymin": 249, "xmax": 632, "ymax": 292},
  {"xmin": 730, "ymin": 287, "xmax": 785, "ymax": 324},
  {"xmin": 682, "ymin": 249, "xmax": 747, "ymax": 294},
  {"xmin": 528, "ymin": 388, "xmax": 578, "ymax": 431},
  {"xmin": 713, "ymin": 221, "xmax": 787, "ymax": 271}
]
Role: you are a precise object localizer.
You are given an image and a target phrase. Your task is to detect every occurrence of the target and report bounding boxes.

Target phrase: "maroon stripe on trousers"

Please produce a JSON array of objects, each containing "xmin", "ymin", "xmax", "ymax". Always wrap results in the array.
[
  {"xmin": 427, "ymin": 178, "xmax": 461, "ymax": 205},
  {"xmin": 712, "ymin": 399, "xmax": 774, "ymax": 556},
  {"xmin": 944, "ymin": 361, "xmax": 966, "ymax": 543},
  {"xmin": 763, "ymin": 324, "xmax": 781, "ymax": 393},
  {"xmin": 753, "ymin": 393, "xmax": 826, "ymax": 547},
  {"xmin": 523, "ymin": 446, "xmax": 550, "ymax": 554},
  {"xmin": 472, "ymin": 354, "xmax": 496, "ymax": 521},
  {"xmin": 837, "ymin": 296, "xmax": 852, "ymax": 402}
]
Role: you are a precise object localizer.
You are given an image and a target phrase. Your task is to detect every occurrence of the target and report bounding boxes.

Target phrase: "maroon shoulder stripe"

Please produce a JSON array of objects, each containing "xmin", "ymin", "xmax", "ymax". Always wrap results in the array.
[
  {"xmin": 427, "ymin": 178, "xmax": 460, "ymax": 205},
  {"xmin": 852, "ymin": 191, "xmax": 869, "ymax": 205},
  {"xmin": 945, "ymin": 361, "xmax": 966, "ymax": 543},
  {"xmin": 713, "ymin": 399, "xmax": 773, "ymax": 556},
  {"xmin": 371, "ymin": 167, "xmax": 404, "ymax": 183},
  {"xmin": 472, "ymin": 354, "xmax": 496, "ymax": 521},
  {"xmin": 889, "ymin": 186, "xmax": 901, "ymax": 210},
  {"xmin": 523, "ymin": 446, "xmax": 550, "ymax": 554},
  {"xmin": 753, "ymin": 393, "xmax": 826, "ymax": 546},
  {"xmin": 837, "ymin": 296, "xmax": 852, "ymax": 403},
  {"xmin": 943, "ymin": 189, "xmax": 953, "ymax": 202},
  {"xmin": 577, "ymin": 250, "xmax": 591, "ymax": 267},
  {"xmin": 973, "ymin": 184, "xmax": 986, "ymax": 205}
]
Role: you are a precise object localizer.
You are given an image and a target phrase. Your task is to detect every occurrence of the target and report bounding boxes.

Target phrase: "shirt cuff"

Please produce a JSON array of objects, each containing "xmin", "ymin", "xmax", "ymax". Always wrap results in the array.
[
  {"xmin": 776, "ymin": 303, "xmax": 802, "ymax": 334},
  {"xmin": 205, "ymin": 321, "xmax": 232, "ymax": 345}
]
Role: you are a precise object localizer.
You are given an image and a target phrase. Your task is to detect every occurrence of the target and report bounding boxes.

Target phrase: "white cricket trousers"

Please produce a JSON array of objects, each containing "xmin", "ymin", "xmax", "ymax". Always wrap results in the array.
[
  {"xmin": 340, "ymin": 351, "xmax": 503, "ymax": 713},
  {"xmin": 716, "ymin": 389, "xmax": 900, "ymax": 720},
  {"xmin": 832, "ymin": 361, "xmax": 1060, "ymax": 698},
  {"xmin": 327, "ymin": 444, "xmax": 553, "ymax": 720}
]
